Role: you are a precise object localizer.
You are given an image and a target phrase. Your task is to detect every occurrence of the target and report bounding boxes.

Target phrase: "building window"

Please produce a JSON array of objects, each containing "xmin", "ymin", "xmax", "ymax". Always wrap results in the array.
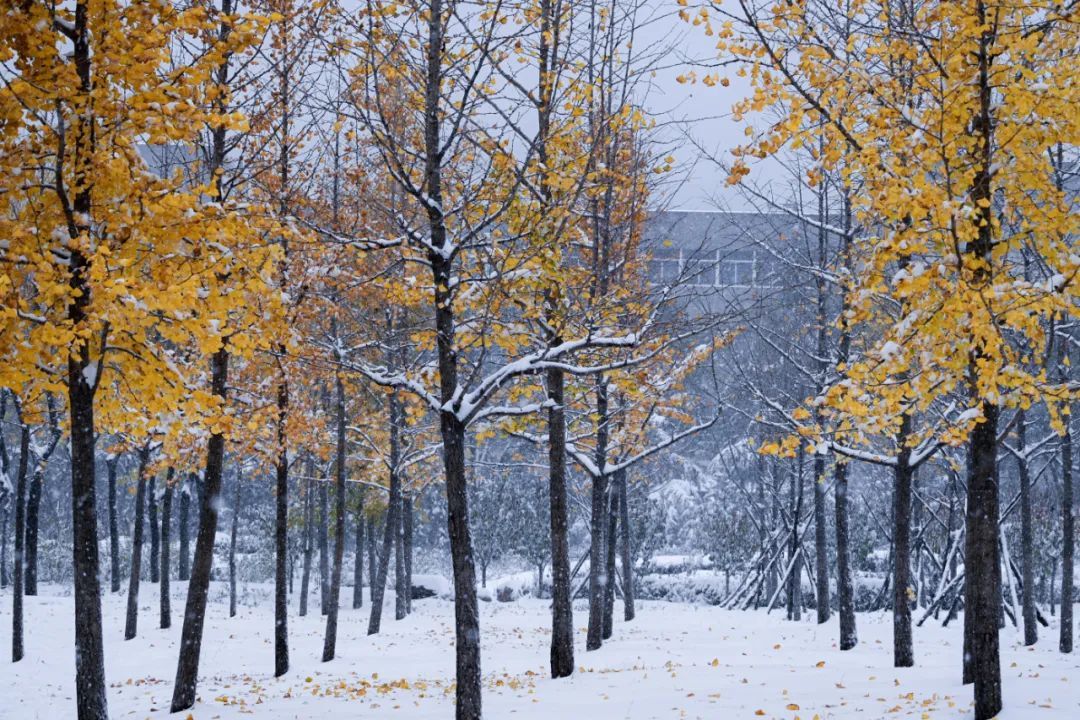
[
  {"xmin": 683, "ymin": 256, "xmax": 717, "ymax": 286},
  {"xmin": 648, "ymin": 248, "xmax": 682, "ymax": 284},
  {"xmin": 720, "ymin": 250, "xmax": 755, "ymax": 286}
]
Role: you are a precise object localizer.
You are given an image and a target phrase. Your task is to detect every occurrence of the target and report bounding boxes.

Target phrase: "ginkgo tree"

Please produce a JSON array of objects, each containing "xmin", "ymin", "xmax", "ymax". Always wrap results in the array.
[
  {"xmin": 0, "ymin": 2, "xmax": 282, "ymax": 718},
  {"xmin": 698, "ymin": 0, "xmax": 1079, "ymax": 716}
]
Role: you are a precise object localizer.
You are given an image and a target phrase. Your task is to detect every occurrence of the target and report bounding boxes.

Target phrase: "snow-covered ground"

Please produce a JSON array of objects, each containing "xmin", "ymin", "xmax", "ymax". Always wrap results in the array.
[{"xmin": 3, "ymin": 583, "xmax": 1079, "ymax": 719}]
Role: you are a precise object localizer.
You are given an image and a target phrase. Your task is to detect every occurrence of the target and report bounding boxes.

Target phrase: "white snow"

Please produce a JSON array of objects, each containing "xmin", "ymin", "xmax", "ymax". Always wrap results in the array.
[
  {"xmin": 2, "ymin": 583, "xmax": 1078, "ymax": 718},
  {"xmin": 956, "ymin": 407, "xmax": 983, "ymax": 424},
  {"xmin": 878, "ymin": 341, "xmax": 903, "ymax": 361}
]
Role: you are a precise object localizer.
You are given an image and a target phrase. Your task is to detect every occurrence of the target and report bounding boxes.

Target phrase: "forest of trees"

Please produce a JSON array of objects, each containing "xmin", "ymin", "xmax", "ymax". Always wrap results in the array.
[{"xmin": 0, "ymin": 1, "xmax": 1076, "ymax": 720}]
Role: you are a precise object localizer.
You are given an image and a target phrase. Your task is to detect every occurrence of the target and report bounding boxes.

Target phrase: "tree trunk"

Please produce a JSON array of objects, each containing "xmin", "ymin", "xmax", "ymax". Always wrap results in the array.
[
  {"xmin": 228, "ymin": 472, "xmax": 240, "ymax": 618},
  {"xmin": 171, "ymin": 345, "xmax": 229, "ymax": 713},
  {"xmin": 1017, "ymin": 410, "xmax": 1037, "ymax": 646},
  {"xmin": 367, "ymin": 510, "xmax": 378, "ymax": 592},
  {"xmin": 160, "ymin": 476, "xmax": 172, "ymax": 630},
  {"xmin": 617, "ymin": 469, "xmax": 635, "ymax": 622},
  {"xmin": 395, "ymin": 489, "xmax": 407, "ymax": 621},
  {"xmin": 965, "ymin": 22, "xmax": 1002, "ymax": 718},
  {"xmin": 107, "ymin": 455, "xmax": 121, "ymax": 593},
  {"xmin": 11, "ymin": 418, "xmax": 29, "ymax": 661},
  {"xmin": 65, "ymin": 10, "xmax": 109, "ymax": 713},
  {"xmin": 893, "ymin": 454, "xmax": 914, "ymax": 667},
  {"xmin": 547, "ymin": 366, "xmax": 575, "ymax": 676},
  {"xmin": 369, "ymin": 456, "xmax": 402, "ymax": 635},
  {"xmin": 319, "ymin": 477, "xmax": 329, "ymax": 616},
  {"xmin": 965, "ymin": 400, "xmax": 1002, "ymax": 718},
  {"xmin": 274, "ymin": 378, "xmax": 289, "ymax": 676},
  {"xmin": 178, "ymin": 477, "xmax": 191, "ymax": 582},
  {"xmin": 814, "ymin": 451, "xmax": 830, "ymax": 624},
  {"xmin": 124, "ymin": 448, "xmax": 150, "ymax": 641},
  {"xmin": 70, "ymin": 340, "xmax": 108, "ymax": 719},
  {"xmin": 834, "ymin": 460, "xmax": 857, "ymax": 649},
  {"xmin": 767, "ymin": 462, "xmax": 780, "ymax": 603},
  {"xmin": 353, "ymin": 490, "xmax": 364, "ymax": 609},
  {"xmin": 321, "ymin": 369, "xmax": 348, "ymax": 661},
  {"xmin": 148, "ymin": 475, "xmax": 159, "ymax": 584},
  {"xmin": 371, "ymin": 395, "xmax": 406, "ymax": 634},
  {"xmin": 403, "ymin": 492, "xmax": 414, "ymax": 615},
  {"xmin": 787, "ymin": 454, "xmax": 804, "ymax": 621},
  {"xmin": 602, "ymin": 482, "xmax": 617, "ymax": 640},
  {"xmin": 440, "ymin": 412, "xmax": 482, "ymax": 719},
  {"xmin": 24, "ymin": 465, "xmax": 45, "ymax": 595},
  {"xmin": 1050, "ymin": 562, "xmax": 1057, "ymax": 617},
  {"xmin": 1, "ymin": 503, "xmax": 8, "ymax": 589},
  {"xmin": 812, "ymin": 179, "xmax": 831, "ymax": 626},
  {"xmin": 1061, "ymin": 407, "xmax": 1074, "ymax": 653},
  {"xmin": 300, "ymin": 467, "xmax": 314, "ymax": 617},
  {"xmin": 587, "ymin": 378, "xmax": 610, "ymax": 651}
]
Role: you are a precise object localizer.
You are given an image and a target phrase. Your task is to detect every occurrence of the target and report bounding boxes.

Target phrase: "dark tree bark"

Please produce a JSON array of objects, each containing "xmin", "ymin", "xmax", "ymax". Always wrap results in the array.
[
  {"xmin": 373, "ymin": 479, "xmax": 403, "ymax": 634},
  {"xmin": 812, "ymin": 174, "xmax": 831, "ymax": 626},
  {"xmin": 403, "ymin": 492, "xmax": 414, "ymax": 615},
  {"xmin": 318, "ymin": 476, "xmax": 330, "ymax": 616},
  {"xmin": 587, "ymin": 379, "xmax": 610, "ymax": 651},
  {"xmin": 124, "ymin": 447, "xmax": 151, "ymax": 641},
  {"xmin": 11, "ymin": 414, "xmax": 30, "ymax": 662},
  {"xmin": 59, "ymin": 7, "xmax": 110, "ymax": 715},
  {"xmin": 813, "ymin": 451, "xmax": 829, "ymax": 624},
  {"xmin": 430, "ymin": 250, "xmax": 484, "ymax": 718},
  {"xmin": 148, "ymin": 475, "xmax": 160, "ymax": 584},
  {"xmin": 0, "ymin": 396, "xmax": 8, "ymax": 590},
  {"xmin": 63, "ymin": 8, "xmax": 109, "ymax": 714},
  {"xmin": 353, "ymin": 491, "xmax": 364, "ymax": 609},
  {"xmin": 602, "ymin": 482, "xmax": 617, "ymax": 640},
  {"xmin": 395, "ymin": 490, "xmax": 407, "ymax": 621},
  {"xmin": 300, "ymin": 467, "xmax": 314, "ymax": 617},
  {"xmin": 787, "ymin": 454, "xmax": 804, "ymax": 622},
  {"xmin": 1016, "ymin": 410, "xmax": 1037, "ymax": 646},
  {"xmin": 24, "ymin": 465, "xmax": 46, "ymax": 595},
  {"xmin": 1050, "ymin": 562, "xmax": 1057, "ymax": 617},
  {"xmin": 228, "ymin": 471, "xmax": 240, "ymax": 618},
  {"xmin": 767, "ymin": 462, "xmax": 780, "ymax": 603},
  {"xmin": 274, "ymin": 380, "xmax": 289, "ymax": 676},
  {"xmin": 964, "ymin": 17, "xmax": 1002, "ymax": 717},
  {"xmin": 617, "ymin": 469, "xmax": 634, "ymax": 622},
  {"xmin": 964, "ymin": 401, "xmax": 1002, "ymax": 718},
  {"xmin": 1061, "ymin": 406, "xmax": 1074, "ymax": 654},
  {"xmin": 546, "ymin": 374, "xmax": 574, "ymax": 665},
  {"xmin": 834, "ymin": 460, "xmax": 857, "ymax": 650},
  {"xmin": 321, "ymin": 369, "xmax": 348, "ymax": 661},
  {"xmin": 107, "ymin": 455, "xmax": 121, "ymax": 593},
  {"xmin": 439, "ymin": 411, "xmax": 482, "ymax": 719},
  {"xmin": 178, "ymin": 476, "xmax": 191, "ymax": 582},
  {"xmin": 369, "ymin": 397, "xmax": 402, "ymax": 636},
  {"xmin": 367, "ymin": 509, "xmax": 378, "ymax": 592},
  {"xmin": 0, "ymin": 501, "xmax": 8, "ymax": 590},
  {"xmin": 892, "ymin": 448, "xmax": 914, "ymax": 667},
  {"xmin": 170, "ymin": 345, "xmax": 230, "ymax": 713},
  {"xmin": 160, "ymin": 473, "xmax": 173, "ymax": 629}
]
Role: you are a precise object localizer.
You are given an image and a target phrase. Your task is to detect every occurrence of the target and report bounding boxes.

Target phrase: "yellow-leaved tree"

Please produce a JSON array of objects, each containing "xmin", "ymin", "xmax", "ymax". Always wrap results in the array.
[
  {"xmin": 0, "ymin": 2, "xmax": 279, "ymax": 718},
  {"xmin": 699, "ymin": 0, "xmax": 1079, "ymax": 716}
]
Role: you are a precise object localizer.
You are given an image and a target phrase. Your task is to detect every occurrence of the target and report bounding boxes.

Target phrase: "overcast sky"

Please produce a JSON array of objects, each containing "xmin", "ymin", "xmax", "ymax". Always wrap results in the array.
[{"xmin": 633, "ymin": 2, "xmax": 775, "ymax": 212}]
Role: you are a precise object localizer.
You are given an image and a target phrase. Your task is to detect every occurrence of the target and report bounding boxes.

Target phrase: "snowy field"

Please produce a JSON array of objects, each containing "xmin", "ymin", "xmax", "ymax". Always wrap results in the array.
[{"xmin": 2, "ymin": 583, "xmax": 1079, "ymax": 719}]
